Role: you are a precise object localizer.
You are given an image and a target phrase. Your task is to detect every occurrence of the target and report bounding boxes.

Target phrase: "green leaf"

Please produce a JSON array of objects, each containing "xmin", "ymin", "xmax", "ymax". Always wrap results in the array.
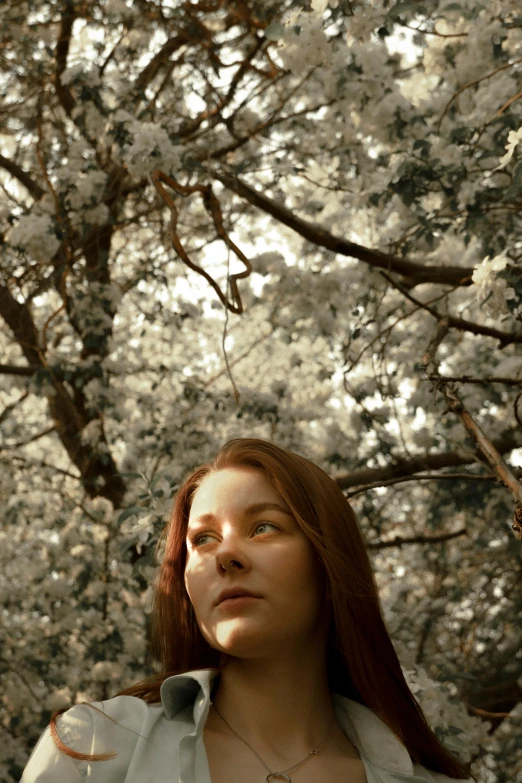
[
  {"xmin": 501, "ymin": 183, "xmax": 522, "ymax": 201},
  {"xmin": 439, "ymin": 2, "xmax": 464, "ymax": 11},
  {"xmin": 439, "ymin": 672, "xmax": 477, "ymax": 682},
  {"xmin": 388, "ymin": 2, "xmax": 423, "ymax": 20},
  {"xmin": 413, "ymin": 139, "xmax": 431, "ymax": 155},
  {"xmin": 117, "ymin": 506, "xmax": 141, "ymax": 523},
  {"xmin": 446, "ymin": 725, "xmax": 465, "ymax": 735},
  {"xmin": 264, "ymin": 22, "xmax": 285, "ymax": 41},
  {"xmin": 512, "ymin": 161, "xmax": 522, "ymax": 186}
]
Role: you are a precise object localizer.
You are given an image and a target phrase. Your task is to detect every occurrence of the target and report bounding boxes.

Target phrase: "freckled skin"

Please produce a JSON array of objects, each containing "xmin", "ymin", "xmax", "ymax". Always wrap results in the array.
[{"xmin": 184, "ymin": 467, "xmax": 329, "ymax": 659}]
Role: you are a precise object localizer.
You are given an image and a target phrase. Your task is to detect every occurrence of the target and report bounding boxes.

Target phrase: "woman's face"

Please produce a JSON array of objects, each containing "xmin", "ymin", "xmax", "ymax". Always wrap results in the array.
[{"xmin": 184, "ymin": 467, "xmax": 329, "ymax": 659}]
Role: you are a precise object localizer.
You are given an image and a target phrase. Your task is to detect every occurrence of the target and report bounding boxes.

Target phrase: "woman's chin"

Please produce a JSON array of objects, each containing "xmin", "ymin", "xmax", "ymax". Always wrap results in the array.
[{"xmin": 209, "ymin": 621, "xmax": 271, "ymax": 657}]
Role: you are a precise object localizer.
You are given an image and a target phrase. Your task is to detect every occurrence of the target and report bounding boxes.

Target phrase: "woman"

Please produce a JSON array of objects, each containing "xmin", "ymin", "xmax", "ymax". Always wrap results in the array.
[{"xmin": 21, "ymin": 438, "xmax": 476, "ymax": 782}]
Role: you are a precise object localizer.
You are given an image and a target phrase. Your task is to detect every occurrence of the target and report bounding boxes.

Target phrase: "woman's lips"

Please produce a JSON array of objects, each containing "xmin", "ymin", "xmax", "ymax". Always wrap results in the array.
[{"xmin": 217, "ymin": 596, "xmax": 261, "ymax": 608}]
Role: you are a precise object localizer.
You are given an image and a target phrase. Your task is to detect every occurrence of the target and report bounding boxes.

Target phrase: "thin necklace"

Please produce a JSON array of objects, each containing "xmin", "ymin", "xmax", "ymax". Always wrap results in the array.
[{"xmin": 211, "ymin": 701, "xmax": 335, "ymax": 783}]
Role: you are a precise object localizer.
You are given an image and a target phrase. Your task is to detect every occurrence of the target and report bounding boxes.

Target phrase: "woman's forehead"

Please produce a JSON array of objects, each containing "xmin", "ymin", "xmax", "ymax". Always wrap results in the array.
[{"xmin": 189, "ymin": 468, "xmax": 285, "ymax": 518}]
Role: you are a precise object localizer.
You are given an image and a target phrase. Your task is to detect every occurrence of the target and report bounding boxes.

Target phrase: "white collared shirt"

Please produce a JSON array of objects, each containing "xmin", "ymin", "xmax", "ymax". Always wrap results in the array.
[{"xmin": 21, "ymin": 668, "xmax": 472, "ymax": 782}]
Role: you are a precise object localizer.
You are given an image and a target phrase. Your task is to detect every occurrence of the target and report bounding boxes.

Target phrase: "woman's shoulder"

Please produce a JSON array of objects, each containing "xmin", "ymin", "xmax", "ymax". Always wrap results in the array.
[
  {"xmin": 54, "ymin": 694, "xmax": 165, "ymax": 740},
  {"xmin": 20, "ymin": 697, "xmax": 167, "ymax": 783},
  {"xmin": 77, "ymin": 694, "xmax": 164, "ymax": 726}
]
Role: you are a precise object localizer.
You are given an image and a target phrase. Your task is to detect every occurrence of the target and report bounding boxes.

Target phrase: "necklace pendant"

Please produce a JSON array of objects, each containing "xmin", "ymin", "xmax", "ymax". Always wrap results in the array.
[{"xmin": 266, "ymin": 774, "xmax": 291, "ymax": 783}]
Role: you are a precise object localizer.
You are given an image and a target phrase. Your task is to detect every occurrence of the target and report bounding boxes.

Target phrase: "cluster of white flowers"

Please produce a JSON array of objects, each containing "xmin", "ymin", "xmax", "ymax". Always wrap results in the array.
[
  {"xmin": 70, "ymin": 296, "xmax": 113, "ymax": 339},
  {"xmin": 90, "ymin": 660, "xmax": 124, "ymax": 682},
  {"xmin": 80, "ymin": 419, "xmax": 103, "ymax": 446},
  {"xmin": 494, "ymin": 125, "xmax": 522, "ymax": 171},
  {"xmin": 232, "ymin": 108, "xmax": 261, "ymax": 136},
  {"xmin": 113, "ymin": 114, "xmax": 184, "ymax": 177},
  {"xmin": 380, "ymin": 567, "xmax": 495, "ymax": 770},
  {"xmin": 68, "ymin": 283, "xmax": 122, "ymax": 347},
  {"xmin": 43, "ymin": 686, "xmax": 73, "ymax": 712},
  {"xmin": 346, "ymin": 7, "xmax": 386, "ymax": 42},
  {"xmin": 60, "ymin": 64, "xmax": 101, "ymax": 88},
  {"xmin": 78, "ymin": 203, "xmax": 110, "ymax": 227},
  {"xmin": 117, "ymin": 475, "xmax": 177, "ymax": 554},
  {"xmin": 472, "ymin": 251, "xmax": 518, "ymax": 320},
  {"xmin": 7, "ymin": 213, "xmax": 60, "ymax": 263},
  {"xmin": 84, "ymin": 103, "xmax": 107, "ymax": 139},
  {"xmin": 83, "ymin": 378, "xmax": 121, "ymax": 413},
  {"xmin": 68, "ymin": 169, "xmax": 108, "ymax": 210},
  {"xmin": 402, "ymin": 665, "xmax": 487, "ymax": 762},
  {"xmin": 278, "ymin": 16, "xmax": 332, "ymax": 76}
]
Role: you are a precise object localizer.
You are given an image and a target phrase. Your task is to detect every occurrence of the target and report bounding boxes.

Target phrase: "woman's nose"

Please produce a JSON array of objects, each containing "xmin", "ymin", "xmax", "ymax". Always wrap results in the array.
[{"xmin": 215, "ymin": 535, "xmax": 249, "ymax": 573}]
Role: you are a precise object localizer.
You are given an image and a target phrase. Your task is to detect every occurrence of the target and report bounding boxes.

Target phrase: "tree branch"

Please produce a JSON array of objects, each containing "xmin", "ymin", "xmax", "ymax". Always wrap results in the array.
[
  {"xmin": 53, "ymin": 2, "xmax": 77, "ymax": 118},
  {"xmin": 0, "ymin": 390, "xmax": 29, "ymax": 424},
  {"xmin": 134, "ymin": 32, "xmax": 192, "ymax": 95},
  {"xmin": 0, "ymin": 284, "xmax": 125, "ymax": 505},
  {"xmin": 420, "ymin": 316, "xmax": 450, "ymax": 374},
  {"xmin": 334, "ymin": 428, "xmax": 522, "ymax": 489},
  {"xmin": 380, "ymin": 271, "xmax": 522, "ymax": 346},
  {"xmin": 0, "ymin": 364, "xmax": 38, "ymax": 377},
  {"xmin": 0, "ymin": 154, "xmax": 44, "ymax": 200},
  {"xmin": 367, "ymin": 528, "xmax": 467, "ymax": 550},
  {"xmin": 215, "ymin": 173, "xmax": 474, "ymax": 287},
  {"xmin": 0, "ymin": 425, "xmax": 56, "ymax": 451},
  {"xmin": 151, "ymin": 169, "xmax": 252, "ymax": 313},
  {"xmin": 427, "ymin": 374, "xmax": 522, "ymax": 386},
  {"xmin": 344, "ymin": 470, "xmax": 520, "ymax": 498},
  {"xmin": 436, "ymin": 382, "xmax": 522, "ymax": 539},
  {"xmin": 0, "ymin": 284, "xmax": 41, "ymax": 366}
]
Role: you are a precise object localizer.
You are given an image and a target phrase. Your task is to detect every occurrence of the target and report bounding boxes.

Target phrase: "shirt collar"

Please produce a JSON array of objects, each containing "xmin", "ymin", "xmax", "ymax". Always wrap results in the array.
[{"xmin": 160, "ymin": 668, "xmax": 414, "ymax": 775}]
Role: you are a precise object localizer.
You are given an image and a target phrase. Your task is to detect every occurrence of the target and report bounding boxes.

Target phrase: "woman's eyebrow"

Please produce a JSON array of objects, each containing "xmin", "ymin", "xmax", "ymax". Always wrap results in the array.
[{"xmin": 191, "ymin": 501, "xmax": 293, "ymax": 526}]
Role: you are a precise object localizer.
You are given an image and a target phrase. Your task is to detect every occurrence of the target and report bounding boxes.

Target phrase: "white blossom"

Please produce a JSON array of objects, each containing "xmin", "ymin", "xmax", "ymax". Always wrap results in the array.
[
  {"xmin": 68, "ymin": 169, "xmax": 108, "ymax": 210},
  {"xmin": 90, "ymin": 661, "xmax": 123, "ymax": 682},
  {"xmin": 493, "ymin": 126, "xmax": 522, "ymax": 170},
  {"xmin": 7, "ymin": 213, "xmax": 60, "ymax": 262},
  {"xmin": 83, "ymin": 203, "xmax": 110, "ymax": 225},
  {"xmin": 278, "ymin": 19, "xmax": 331, "ymax": 75},
  {"xmin": 81, "ymin": 419, "xmax": 103, "ymax": 446},
  {"xmin": 60, "ymin": 64, "xmax": 101, "ymax": 88},
  {"xmin": 121, "ymin": 122, "xmax": 183, "ymax": 177},
  {"xmin": 44, "ymin": 687, "xmax": 72, "ymax": 712}
]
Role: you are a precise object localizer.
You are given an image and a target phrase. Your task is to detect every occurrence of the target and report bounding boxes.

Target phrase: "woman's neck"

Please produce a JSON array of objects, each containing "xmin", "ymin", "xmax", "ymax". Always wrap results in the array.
[{"xmin": 208, "ymin": 652, "xmax": 336, "ymax": 759}]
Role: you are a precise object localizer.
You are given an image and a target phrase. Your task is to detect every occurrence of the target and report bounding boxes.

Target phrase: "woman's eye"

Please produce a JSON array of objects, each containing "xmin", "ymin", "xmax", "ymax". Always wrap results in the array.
[
  {"xmin": 254, "ymin": 522, "xmax": 277, "ymax": 535},
  {"xmin": 191, "ymin": 533, "xmax": 212, "ymax": 547},
  {"xmin": 190, "ymin": 522, "xmax": 277, "ymax": 547}
]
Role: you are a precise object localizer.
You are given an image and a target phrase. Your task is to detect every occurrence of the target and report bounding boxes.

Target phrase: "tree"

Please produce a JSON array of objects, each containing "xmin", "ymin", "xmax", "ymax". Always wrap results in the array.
[{"xmin": 1, "ymin": 1, "xmax": 522, "ymax": 780}]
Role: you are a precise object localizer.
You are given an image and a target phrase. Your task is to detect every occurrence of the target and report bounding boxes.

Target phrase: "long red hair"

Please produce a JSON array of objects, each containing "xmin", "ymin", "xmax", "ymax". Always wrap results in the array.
[{"xmin": 49, "ymin": 438, "xmax": 475, "ymax": 780}]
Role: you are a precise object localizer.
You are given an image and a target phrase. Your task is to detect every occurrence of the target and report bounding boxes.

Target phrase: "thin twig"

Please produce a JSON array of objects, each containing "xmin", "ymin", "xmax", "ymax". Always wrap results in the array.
[
  {"xmin": 436, "ymin": 56, "xmax": 522, "ymax": 132},
  {"xmin": 433, "ymin": 381, "xmax": 522, "ymax": 539},
  {"xmin": 367, "ymin": 528, "xmax": 467, "ymax": 550},
  {"xmin": 427, "ymin": 374, "xmax": 522, "ymax": 386},
  {"xmin": 0, "ymin": 426, "xmax": 56, "ymax": 451},
  {"xmin": 222, "ymin": 244, "xmax": 240, "ymax": 405},
  {"xmin": 344, "ymin": 471, "xmax": 509, "ymax": 498},
  {"xmin": 150, "ymin": 170, "xmax": 252, "ymax": 314},
  {"xmin": 380, "ymin": 271, "xmax": 521, "ymax": 346},
  {"xmin": 0, "ymin": 390, "xmax": 29, "ymax": 423}
]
